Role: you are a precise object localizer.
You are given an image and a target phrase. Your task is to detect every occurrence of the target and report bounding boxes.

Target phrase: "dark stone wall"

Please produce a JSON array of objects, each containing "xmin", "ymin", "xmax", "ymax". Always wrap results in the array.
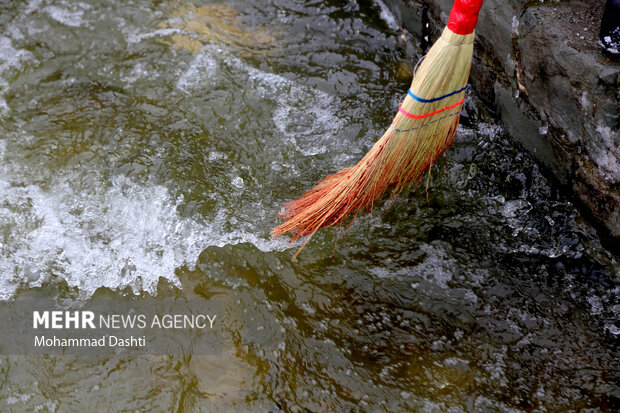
[{"xmin": 383, "ymin": 0, "xmax": 619, "ymax": 240}]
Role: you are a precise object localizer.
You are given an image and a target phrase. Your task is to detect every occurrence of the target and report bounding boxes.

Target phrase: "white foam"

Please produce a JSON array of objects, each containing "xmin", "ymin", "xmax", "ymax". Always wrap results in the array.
[
  {"xmin": 6, "ymin": 393, "xmax": 32, "ymax": 405},
  {"xmin": 0, "ymin": 171, "xmax": 290, "ymax": 301},
  {"xmin": 176, "ymin": 51, "xmax": 219, "ymax": 93},
  {"xmin": 176, "ymin": 47, "xmax": 345, "ymax": 156},
  {"xmin": 272, "ymin": 103, "xmax": 339, "ymax": 156},
  {"xmin": 370, "ymin": 241, "xmax": 465, "ymax": 290},
  {"xmin": 125, "ymin": 28, "xmax": 189, "ymax": 44},
  {"xmin": 231, "ymin": 176, "xmax": 245, "ymax": 189},
  {"xmin": 373, "ymin": 0, "xmax": 400, "ymax": 31},
  {"xmin": 228, "ymin": 54, "xmax": 345, "ymax": 155},
  {"xmin": 412, "ymin": 242, "xmax": 456, "ymax": 289},
  {"xmin": 0, "ymin": 36, "xmax": 33, "ymax": 78},
  {"xmin": 7, "ymin": 24, "xmax": 25, "ymax": 40},
  {"xmin": 0, "ymin": 36, "xmax": 34, "ymax": 113},
  {"xmin": 208, "ymin": 151, "xmax": 225, "ymax": 161},
  {"xmin": 25, "ymin": 0, "xmax": 43, "ymax": 14},
  {"xmin": 44, "ymin": 3, "xmax": 91, "ymax": 28}
]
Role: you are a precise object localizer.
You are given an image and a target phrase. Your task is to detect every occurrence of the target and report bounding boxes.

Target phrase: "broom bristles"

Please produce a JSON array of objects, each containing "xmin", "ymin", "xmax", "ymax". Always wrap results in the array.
[{"xmin": 272, "ymin": 28, "xmax": 476, "ymax": 259}]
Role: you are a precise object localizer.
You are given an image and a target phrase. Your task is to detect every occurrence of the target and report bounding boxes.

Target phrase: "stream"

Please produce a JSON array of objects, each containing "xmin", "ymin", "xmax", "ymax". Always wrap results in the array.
[{"xmin": 0, "ymin": 0, "xmax": 618, "ymax": 411}]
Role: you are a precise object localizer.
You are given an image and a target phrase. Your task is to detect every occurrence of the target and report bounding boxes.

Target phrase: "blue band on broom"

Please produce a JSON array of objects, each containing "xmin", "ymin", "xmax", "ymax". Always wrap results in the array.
[{"xmin": 408, "ymin": 84, "xmax": 468, "ymax": 103}]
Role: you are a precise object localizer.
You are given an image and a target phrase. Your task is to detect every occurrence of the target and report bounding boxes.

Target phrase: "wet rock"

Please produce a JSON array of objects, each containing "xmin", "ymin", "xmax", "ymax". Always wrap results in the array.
[
  {"xmin": 395, "ymin": 60, "xmax": 414, "ymax": 83},
  {"xmin": 383, "ymin": 0, "xmax": 619, "ymax": 243}
]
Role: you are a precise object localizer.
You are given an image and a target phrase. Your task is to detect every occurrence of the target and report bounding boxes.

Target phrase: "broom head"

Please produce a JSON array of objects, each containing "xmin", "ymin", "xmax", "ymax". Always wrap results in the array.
[{"xmin": 273, "ymin": 27, "xmax": 476, "ymax": 259}]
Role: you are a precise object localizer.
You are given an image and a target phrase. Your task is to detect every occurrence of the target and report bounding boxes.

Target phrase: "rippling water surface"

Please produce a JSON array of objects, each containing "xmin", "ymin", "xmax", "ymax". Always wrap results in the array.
[{"xmin": 0, "ymin": 0, "xmax": 618, "ymax": 411}]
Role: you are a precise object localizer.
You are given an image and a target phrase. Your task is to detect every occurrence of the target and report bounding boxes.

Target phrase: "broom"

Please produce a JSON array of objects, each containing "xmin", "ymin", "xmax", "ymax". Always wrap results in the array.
[{"xmin": 272, "ymin": 0, "xmax": 484, "ymax": 259}]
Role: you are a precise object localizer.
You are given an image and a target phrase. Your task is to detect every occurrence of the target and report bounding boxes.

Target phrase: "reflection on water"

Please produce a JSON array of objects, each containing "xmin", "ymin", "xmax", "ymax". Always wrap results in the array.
[{"xmin": 0, "ymin": 0, "xmax": 618, "ymax": 411}]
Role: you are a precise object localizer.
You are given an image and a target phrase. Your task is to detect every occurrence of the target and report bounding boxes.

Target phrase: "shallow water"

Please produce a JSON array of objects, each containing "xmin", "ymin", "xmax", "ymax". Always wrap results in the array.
[{"xmin": 0, "ymin": 0, "xmax": 618, "ymax": 411}]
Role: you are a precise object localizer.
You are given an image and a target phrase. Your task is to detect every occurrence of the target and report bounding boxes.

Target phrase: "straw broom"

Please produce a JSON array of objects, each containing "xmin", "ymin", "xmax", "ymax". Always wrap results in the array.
[{"xmin": 272, "ymin": 0, "xmax": 485, "ymax": 259}]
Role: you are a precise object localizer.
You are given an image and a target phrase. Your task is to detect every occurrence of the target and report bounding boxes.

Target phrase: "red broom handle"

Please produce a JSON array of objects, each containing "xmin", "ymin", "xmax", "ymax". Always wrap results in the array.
[{"xmin": 447, "ymin": 0, "xmax": 484, "ymax": 35}]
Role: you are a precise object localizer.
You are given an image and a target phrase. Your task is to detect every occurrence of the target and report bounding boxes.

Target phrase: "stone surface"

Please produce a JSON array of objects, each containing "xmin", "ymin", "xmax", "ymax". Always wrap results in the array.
[{"xmin": 383, "ymin": 0, "xmax": 620, "ymax": 241}]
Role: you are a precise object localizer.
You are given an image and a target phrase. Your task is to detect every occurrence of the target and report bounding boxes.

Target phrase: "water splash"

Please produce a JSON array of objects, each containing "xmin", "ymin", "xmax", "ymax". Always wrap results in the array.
[
  {"xmin": 173, "ymin": 46, "xmax": 345, "ymax": 157},
  {"xmin": 0, "ymin": 36, "xmax": 35, "ymax": 111},
  {"xmin": 0, "ymin": 170, "xmax": 291, "ymax": 301},
  {"xmin": 43, "ymin": 3, "xmax": 91, "ymax": 28}
]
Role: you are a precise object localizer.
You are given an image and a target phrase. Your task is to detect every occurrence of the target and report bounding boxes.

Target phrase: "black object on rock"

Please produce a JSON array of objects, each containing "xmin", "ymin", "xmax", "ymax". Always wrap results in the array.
[{"xmin": 600, "ymin": 0, "xmax": 620, "ymax": 56}]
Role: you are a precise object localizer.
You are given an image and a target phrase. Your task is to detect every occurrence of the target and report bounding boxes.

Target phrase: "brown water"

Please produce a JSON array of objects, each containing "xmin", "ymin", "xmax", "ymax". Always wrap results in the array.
[{"xmin": 0, "ymin": 0, "xmax": 618, "ymax": 411}]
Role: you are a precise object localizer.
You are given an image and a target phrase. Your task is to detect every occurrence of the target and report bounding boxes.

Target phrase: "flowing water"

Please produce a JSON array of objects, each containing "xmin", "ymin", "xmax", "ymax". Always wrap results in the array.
[{"xmin": 0, "ymin": 0, "xmax": 618, "ymax": 411}]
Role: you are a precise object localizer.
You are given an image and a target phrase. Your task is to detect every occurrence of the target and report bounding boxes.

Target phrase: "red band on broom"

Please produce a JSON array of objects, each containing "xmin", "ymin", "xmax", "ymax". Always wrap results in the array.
[{"xmin": 272, "ymin": 0, "xmax": 485, "ymax": 259}]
